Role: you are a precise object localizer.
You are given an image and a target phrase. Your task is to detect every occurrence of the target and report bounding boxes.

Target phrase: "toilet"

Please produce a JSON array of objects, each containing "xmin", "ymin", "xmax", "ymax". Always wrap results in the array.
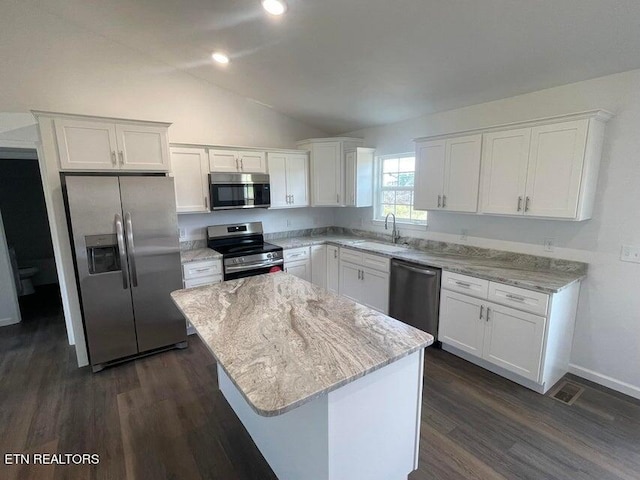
[
  {"xmin": 8, "ymin": 247, "xmax": 39, "ymax": 296},
  {"xmin": 18, "ymin": 266, "xmax": 39, "ymax": 296}
]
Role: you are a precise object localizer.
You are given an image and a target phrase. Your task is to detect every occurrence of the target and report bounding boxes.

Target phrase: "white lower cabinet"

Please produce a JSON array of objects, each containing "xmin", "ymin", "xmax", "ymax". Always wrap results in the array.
[
  {"xmin": 310, "ymin": 245, "xmax": 327, "ymax": 288},
  {"xmin": 339, "ymin": 249, "xmax": 390, "ymax": 314},
  {"xmin": 439, "ymin": 290, "xmax": 486, "ymax": 357},
  {"xmin": 284, "ymin": 247, "xmax": 311, "ymax": 282},
  {"xmin": 439, "ymin": 271, "xmax": 579, "ymax": 392},
  {"xmin": 182, "ymin": 259, "xmax": 223, "ymax": 334},
  {"xmin": 482, "ymin": 303, "xmax": 545, "ymax": 381},
  {"xmin": 326, "ymin": 245, "xmax": 340, "ymax": 294}
]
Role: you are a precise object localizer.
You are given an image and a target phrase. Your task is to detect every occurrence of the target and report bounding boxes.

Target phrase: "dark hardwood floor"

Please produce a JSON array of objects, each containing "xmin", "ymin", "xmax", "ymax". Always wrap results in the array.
[{"xmin": 2, "ymin": 289, "xmax": 639, "ymax": 480}]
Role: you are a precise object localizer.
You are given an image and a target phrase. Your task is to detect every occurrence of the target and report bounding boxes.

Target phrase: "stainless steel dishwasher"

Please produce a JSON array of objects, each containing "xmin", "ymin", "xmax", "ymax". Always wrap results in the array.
[{"xmin": 389, "ymin": 259, "xmax": 442, "ymax": 341}]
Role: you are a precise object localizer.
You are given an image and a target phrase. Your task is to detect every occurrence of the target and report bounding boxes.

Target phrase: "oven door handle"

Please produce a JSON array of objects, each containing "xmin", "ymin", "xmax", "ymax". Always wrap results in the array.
[{"xmin": 225, "ymin": 259, "xmax": 284, "ymax": 273}]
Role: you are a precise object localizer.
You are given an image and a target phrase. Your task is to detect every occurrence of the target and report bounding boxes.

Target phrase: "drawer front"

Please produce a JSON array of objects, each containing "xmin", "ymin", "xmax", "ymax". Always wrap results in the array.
[
  {"xmin": 442, "ymin": 271, "xmax": 489, "ymax": 298},
  {"xmin": 184, "ymin": 275, "xmax": 222, "ymax": 288},
  {"xmin": 284, "ymin": 246, "xmax": 310, "ymax": 261},
  {"xmin": 362, "ymin": 253, "xmax": 390, "ymax": 273},
  {"xmin": 488, "ymin": 282, "xmax": 549, "ymax": 316},
  {"xmin": 183, "ymin": 260, "xmax": 222, "ymax": 280},
  {"xmin": 340, "ymin": 248, "xmax": 363, "ymax": 265}
]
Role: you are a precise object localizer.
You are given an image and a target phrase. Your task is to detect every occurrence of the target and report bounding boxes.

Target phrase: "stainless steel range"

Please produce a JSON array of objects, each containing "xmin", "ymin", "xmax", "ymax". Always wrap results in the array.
[{"xmin": 207, "ymin": 222, "xmax": 284, "ymax": 280}]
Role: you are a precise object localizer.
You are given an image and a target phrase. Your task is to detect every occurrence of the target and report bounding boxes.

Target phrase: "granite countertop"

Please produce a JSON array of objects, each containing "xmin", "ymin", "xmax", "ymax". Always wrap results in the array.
[
  {"xmin": 270, "ymin": 235, "xmax": 584, "ymax": 293},
  {"xmin": 180, "ymin": 248, "xmax": 223, "ymax": 264},
  {"xmin": 170, "ymin": 273, "xmax": 434, "ymax": 417}
]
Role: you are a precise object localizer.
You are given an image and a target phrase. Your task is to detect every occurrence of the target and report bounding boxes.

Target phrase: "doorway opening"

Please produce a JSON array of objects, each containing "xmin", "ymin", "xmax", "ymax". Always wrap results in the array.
[{"xmin": 0, "ymin": 148, "xmax": 64, "ymax": 345}]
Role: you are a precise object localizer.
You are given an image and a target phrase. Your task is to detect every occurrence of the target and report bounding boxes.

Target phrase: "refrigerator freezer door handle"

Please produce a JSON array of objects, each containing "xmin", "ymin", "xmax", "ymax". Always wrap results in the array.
[
  {"xmin": 124, "ymin": 212, "xmax": 139, "ymax": 287},
  {"xmin": 115, "ymin": 214, "xmax": 129, "ymax": 290}
]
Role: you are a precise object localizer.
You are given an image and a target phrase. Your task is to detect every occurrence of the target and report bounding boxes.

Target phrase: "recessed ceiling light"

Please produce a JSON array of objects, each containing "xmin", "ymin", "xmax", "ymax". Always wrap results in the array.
[
  {"xmin": 212, "ymin": 52, "xmax": 230, "ymax": 64},
  {"xmin": 262, "ymin": 0, "xmax": 287, "ymax": 16}
]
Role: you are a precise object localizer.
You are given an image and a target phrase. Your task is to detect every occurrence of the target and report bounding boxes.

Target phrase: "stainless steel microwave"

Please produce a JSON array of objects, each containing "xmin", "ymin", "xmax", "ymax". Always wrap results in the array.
[{"xmin": 209, "ymin": 173, "xmax": 271, "ymax": 210}]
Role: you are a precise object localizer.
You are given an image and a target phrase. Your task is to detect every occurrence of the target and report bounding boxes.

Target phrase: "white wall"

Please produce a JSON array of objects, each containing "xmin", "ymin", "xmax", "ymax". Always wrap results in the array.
[
  {"xmin": 338, "ymin": 69, "xmax": 640, "ymax": 398},
  {"xmin": 179, "ymin": 208, "xmax": 335, "ymax": 241},
  {"xmin": 0, "ymin": 0, "xmax": 326, "ymax": 146},
  {"xmin": 0, "ymin": 0, "xmax": 327, "ymax": 366}
]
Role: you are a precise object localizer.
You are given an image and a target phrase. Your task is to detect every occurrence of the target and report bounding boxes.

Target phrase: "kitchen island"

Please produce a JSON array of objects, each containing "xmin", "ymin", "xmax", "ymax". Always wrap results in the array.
[{"xmin": 171, "ymin": 272, "xmax": 433, "ymax": 480}]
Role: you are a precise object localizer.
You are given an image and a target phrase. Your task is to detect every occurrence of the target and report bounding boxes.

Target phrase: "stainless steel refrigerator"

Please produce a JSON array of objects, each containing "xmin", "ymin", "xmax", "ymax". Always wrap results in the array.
[{"xmin": 64, "ymin": 175, "xmax": 186, "ymax": 372}]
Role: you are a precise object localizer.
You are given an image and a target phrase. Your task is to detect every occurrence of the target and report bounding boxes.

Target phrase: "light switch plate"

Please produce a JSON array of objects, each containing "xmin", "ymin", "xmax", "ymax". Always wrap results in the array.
[{"xmin": 620, "ymin": 245, "xmax": 640, "ymax": 263}]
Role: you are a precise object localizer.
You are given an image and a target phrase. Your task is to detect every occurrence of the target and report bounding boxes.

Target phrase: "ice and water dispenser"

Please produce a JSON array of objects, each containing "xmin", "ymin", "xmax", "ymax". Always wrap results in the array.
[{"xmin": 85, "ymin": 234, "xmax": 121, "ymax": 274}]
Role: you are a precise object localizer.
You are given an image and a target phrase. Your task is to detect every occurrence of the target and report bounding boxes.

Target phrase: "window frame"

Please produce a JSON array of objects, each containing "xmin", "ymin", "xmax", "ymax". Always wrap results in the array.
[{"xmin": 372, "ymin": 153, "xmax": 427, "ymax": 228}]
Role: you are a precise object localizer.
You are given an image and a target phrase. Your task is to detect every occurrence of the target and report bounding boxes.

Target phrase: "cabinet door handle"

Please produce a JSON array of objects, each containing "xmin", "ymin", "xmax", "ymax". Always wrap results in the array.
[
  {"xmin": 517, "ymin": 196, "xmax": 523, "ymax": 212},
  {"xmin": 205, "ymin": 196, "xmax": 209, "ymax": 209},
  {"xmin": 506, "ymin": 293, "xmax": 526, "ymax": 302},
  {"xmin": 235, "ymin": 158, "xmax": 239, "ymax": 170},
  {"xmin": 437, "ymin": 195, "xmax": 441, "ymax": 208},
  {"xmin": 455, "ymin": 281, "xmax": 471, "ymax": 288},
  {"xmin": 479, "ymin": 305, "xmax": 484, "ymax": 320},
  {"xmin": 486, "ymin": 307, "xmax": 491, "ymax": 322},
  {"xmin": 118, "ymin": 151, "xmax": 124, "ymax": 165},
  {"xmin": 361, "ymin": 270, "xmax": 364, "ymax": 281},
  {"xmin": 442, "ymin": 195, "xmax": 447, "ymax": 208},
  {"xmin": 525, "ymin": 196, "xmax": 531, "ymax": 212},
  {"xmin": 336, "ymin": 193, "xmax": 340, "ymax": 204},
  {"xmin": 291, "ymin": 194, "xmax": 294, "ymax": 204},
  {"xmin": 334, "ymin": 250, "xmax": 338, "ymax": 259},
  {"xmin": 111, "ymin": 151, "xmax": 117, "ymax": 166},
  {"xmin": 240, "ymin": 158, "xmax": 244, "ymax": 170}
]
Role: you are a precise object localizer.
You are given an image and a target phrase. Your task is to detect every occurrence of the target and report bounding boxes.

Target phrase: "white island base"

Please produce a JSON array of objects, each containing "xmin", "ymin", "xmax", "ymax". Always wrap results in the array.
[{"xmin": 218, "ymin": 349, "xmax": 425, "ymax": 480}]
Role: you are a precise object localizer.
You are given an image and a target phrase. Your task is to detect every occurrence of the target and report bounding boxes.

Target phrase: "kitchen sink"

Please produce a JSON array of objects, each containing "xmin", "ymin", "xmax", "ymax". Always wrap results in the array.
[{"xmin": 354, "ymin": 241, "xmax": 410, "ymax": 253}]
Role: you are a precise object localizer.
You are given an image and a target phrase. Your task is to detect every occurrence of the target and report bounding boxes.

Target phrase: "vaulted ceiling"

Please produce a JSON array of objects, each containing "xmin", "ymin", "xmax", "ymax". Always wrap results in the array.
[{"xmin": 29, "ymin": 0, "xmax": 640, "ymax": 134}]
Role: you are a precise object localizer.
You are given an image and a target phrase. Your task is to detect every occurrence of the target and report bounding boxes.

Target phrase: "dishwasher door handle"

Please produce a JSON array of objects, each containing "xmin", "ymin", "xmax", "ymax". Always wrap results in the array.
[{"xmin": 395, "ymin": 263, "xmax": 437, "ymax": 276}]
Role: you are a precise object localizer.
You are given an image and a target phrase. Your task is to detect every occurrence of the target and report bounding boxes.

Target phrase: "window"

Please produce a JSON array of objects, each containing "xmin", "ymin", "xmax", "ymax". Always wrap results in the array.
[{"xmin": 374, "ymin": 154, "xmax": 427, "ymax": 225}]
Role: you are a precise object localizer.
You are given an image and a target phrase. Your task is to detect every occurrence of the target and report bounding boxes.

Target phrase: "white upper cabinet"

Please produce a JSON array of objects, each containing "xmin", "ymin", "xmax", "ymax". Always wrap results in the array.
[
  {"xmin": 481, "ymin": 128, "xmax": 531, "ymax": 215},
  {"xmin": 442, "ymin": 134, "xmax": 482, "ymax": 212},
  {"xmin": 55, "ymin": 116, "xmax": 170, "ymax": 172},
  {"xmin": 310, "ymin": 141, "xmax": 342, "ymax": 206},
  {"xmin": 297, "ymin": 137, "xmax": 368, "ymax": 207},
  {"xmin": 116, "ymin": 124, "xmax": 170, "ymax": 171},
  {"xmin": 209, "ymin": 149, "xmax": 267, "ymax": 173},
  {"xmin": 345, "ymin": 147, "xmax": 375, "ymax": 207},
  {"xmin": 170, "ymin": 147, "xmax": 210, "ymax": 213},
  {"xmin": 414, "ymin": 140, "xmax": 445, "ymax": 210},
  {"xmin": 416, "ymin": 110, "xmax": 612, "ymax": 221},
  {"xmin": 524, "ymin": 120, "xmax": 588, "ymax": 218},
  {"xmin": 414, "ymin": 134, "xmax": 481, "ymax": 212},
  {"xmin": 209, "ymin": 149, "xmax": 239, "ymax": 172},
  {"xmin": 268, "ymin": 151, "xmax": 310, "ymax": 209},
  {"xmin": 479, "ymin": 114, "xmax": 609, "ymax": 220}
]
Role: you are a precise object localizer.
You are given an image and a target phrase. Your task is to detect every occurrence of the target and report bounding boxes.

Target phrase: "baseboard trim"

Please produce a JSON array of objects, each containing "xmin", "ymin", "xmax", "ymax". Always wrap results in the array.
[
  {"xmin": 0, "ymin": 316, "xmax": 20, "ymax": 327},
  {"xmin": 569, "ymin": 364, "xmax": 640, "ymax": 400}
]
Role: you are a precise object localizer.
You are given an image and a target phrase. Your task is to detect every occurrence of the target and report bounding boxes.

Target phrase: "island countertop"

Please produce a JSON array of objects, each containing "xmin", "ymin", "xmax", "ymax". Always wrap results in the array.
[{"xmin": 170, "ymin": 272, "xmax": 434, "ymax": 417}]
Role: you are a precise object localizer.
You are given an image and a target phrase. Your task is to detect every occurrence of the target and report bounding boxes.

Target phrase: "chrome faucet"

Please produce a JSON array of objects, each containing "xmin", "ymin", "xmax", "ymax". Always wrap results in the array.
[{"xmin": 384, "ymin": 213, "xmax": 400, "ymax": 244}]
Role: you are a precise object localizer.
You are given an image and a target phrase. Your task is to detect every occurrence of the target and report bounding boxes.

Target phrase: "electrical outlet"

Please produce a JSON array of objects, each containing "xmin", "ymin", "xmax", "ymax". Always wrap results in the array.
[
  {"xmin": 621, "ymin": 245, "xmax": 640, "ymax": 263},
  {"xmin": 178, "ymin": 227, "xmax": 186, "ymax": 239},
  {"xmin": 286, "ymin": 219, "xmax": 292, "ymax": 227},
  {"xmin": 543, "ymin": 238, "xmax": 554, "ymax": 252},
  {"xmin": 459, "ymin": 229, "xmax": 468, "ymax": 242}
]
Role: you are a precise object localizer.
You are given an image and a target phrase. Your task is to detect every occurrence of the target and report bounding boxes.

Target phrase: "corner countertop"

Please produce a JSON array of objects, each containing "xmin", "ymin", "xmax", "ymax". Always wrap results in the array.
[
  {"xmin": 180, "ymin": 248, "xmax": 223, "ymax": 264},
  {"xmin": 170, "ymin": 273, "xmax": 434, "ymax": 417},
  {"xmin": 270, "ymin": 235, "xmax": 584, "ymax": 293}
]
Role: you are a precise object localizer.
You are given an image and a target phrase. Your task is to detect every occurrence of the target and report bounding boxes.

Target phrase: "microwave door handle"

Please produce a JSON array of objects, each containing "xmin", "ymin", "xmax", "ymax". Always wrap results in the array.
[
  {"xmin": 115, "ymin": 214, "xmax": 129, "ymax": 290},
  {"xmin": 124, "ymin": 212, "xmax": 139, "ymax": 287}
]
